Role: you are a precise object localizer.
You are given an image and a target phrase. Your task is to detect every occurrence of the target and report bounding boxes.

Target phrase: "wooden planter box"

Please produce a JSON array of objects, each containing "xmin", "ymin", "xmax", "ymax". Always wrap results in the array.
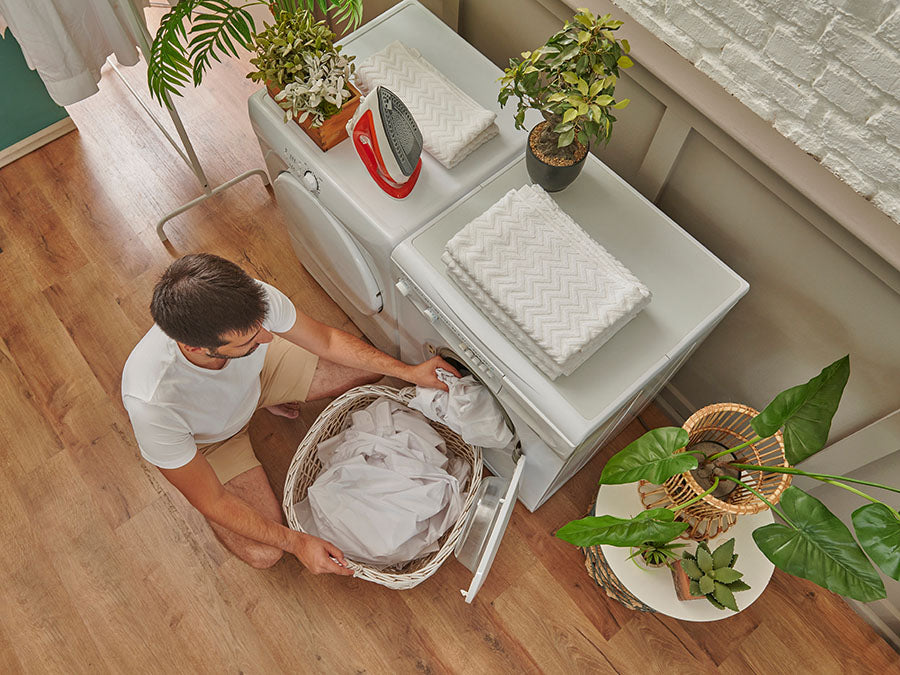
[{"xmin": 266, "ymin": 82, "xmax": 362, "ymax": 152}]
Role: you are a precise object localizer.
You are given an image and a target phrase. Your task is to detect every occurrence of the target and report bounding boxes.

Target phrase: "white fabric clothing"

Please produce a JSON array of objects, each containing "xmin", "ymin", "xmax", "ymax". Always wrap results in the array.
[
  {"xmin": 293, "ymin": 398, "xmax": 467, "ymax": 567},
  {"xmin": 443, "ymin": 184, "xmax": 652, "ymax": 379},
  {"xmin": 409, "ymin": 369, "xmax": 514, "ymax": 449},
  {"xmin": 353, "ymin": 40, "xmax": 499, "ymax": 169},
  {"xmin": 0, "ymin": 0, "xmax": 148, "ymax": 106},
  {"xmin": 121, "ymin": 281, "xmax": 297, "ymax": 470}
]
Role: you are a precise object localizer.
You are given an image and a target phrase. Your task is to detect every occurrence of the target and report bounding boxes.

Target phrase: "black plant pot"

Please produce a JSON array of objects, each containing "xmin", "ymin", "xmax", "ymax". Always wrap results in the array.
[{"xmin": 525, "ymin": 125, "xmax": 588, "ymax": 192}]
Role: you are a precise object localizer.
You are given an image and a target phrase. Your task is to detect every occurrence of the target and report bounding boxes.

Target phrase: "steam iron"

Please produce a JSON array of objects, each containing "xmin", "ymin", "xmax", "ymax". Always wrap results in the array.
[{"xmin": 347, "ymin": 86, "xmax": 423, "ymax": 199}]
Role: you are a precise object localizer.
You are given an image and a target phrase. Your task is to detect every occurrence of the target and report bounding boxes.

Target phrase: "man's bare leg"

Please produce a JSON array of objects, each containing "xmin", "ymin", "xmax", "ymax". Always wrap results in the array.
[
  {"xmin": 264, "ymin": 361, "xmax": 379, "ymax": 416},
  {"xmin": 305, "ymin": 359, "xmax": 381, "ymax": 401},
  {"xmin": 208, "ymin": 466, "xmax": 285, "ymax": 569},
  {"xmin": 265, "ymin": 402, "xmax": 301, "ymax": 418}
]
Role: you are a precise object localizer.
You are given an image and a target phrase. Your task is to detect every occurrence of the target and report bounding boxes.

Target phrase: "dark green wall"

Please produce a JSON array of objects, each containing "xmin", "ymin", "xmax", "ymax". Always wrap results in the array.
[{"xmin": 0, "ymin": 30, "xmax": 69, "ymax": 150}]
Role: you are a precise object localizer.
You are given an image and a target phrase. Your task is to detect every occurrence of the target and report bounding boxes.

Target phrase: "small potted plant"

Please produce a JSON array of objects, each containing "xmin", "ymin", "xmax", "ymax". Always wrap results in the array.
[
  {"xmin": 248, "ymin": 9, "xmax": 359, "ymax": 150},
  {"xmin": 676, "ymin": 538, "xmax": 750, "ymax": 610},
  {"xmin": 628, "ymin": 539, "xmax": 686, "ymax": 570},
  {"xmin": 558, "ymin": 355, "xmax": 900, "ymax": 605},
  {"xmin": 498, "ymin": 8, "xmax": 632, "ymax": 192}
]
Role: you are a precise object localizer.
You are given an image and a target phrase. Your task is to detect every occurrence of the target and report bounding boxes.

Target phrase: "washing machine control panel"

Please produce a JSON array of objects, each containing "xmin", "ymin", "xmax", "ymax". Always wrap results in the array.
[
  {"xmin": 282, "ymin": 146, "xmax": 321, "ymax": 195},
  {"xmin": 395, "ymin": 274, "xmax": 501, "ymax": 383}
]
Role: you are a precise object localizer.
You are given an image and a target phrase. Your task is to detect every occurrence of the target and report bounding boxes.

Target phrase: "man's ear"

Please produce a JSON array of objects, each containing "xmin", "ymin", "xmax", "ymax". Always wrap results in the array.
[{"xmin": 179, "ymin": 342, "xmax": 206, "ymax": 354}]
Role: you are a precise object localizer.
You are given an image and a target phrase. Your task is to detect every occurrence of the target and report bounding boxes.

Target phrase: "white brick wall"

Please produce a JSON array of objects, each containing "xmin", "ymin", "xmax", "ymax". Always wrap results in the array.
[{"xmin": 612, "ymin": 0, "xmax": 900, "ymax": 225}]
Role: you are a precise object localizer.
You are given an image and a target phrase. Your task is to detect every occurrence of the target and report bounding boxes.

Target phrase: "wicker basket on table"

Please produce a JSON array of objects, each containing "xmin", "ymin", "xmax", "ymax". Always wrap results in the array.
[
  {"xmin": 639, "ymin": 403, "xmax": 791, "ymax": 540},
  {"xmin": 282, "ymin": 384, "xmax": 483, "ymax": 589}
]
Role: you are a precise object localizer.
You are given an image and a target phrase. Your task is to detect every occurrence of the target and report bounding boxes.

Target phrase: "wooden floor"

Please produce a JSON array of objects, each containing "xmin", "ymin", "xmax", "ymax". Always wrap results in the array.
[{"xmin": 1, "ymin": 16, "xmax": 898, "ymax": 674}]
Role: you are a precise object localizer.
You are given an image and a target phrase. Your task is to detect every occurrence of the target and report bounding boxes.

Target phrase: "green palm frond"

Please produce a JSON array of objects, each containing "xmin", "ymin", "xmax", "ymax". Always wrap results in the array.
[
  {"xmin": 147, "ymin": 0, "xmax": 365, "ymax": 105},
  {"xmin": 328, "ymin": 0, "xmax": 363, "ymax": 31},
  {"xmin": 148, "ymin": 0, "xmax": 199, "ymax": 104},
  {"xmin": 187, "ymin": 0, "xmax": 257, "ymax": 86}
]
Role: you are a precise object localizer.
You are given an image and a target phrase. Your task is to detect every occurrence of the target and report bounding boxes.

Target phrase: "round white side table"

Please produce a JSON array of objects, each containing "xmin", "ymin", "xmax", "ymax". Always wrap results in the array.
[{"xmin": 593, "ymin": 483, "xmax": 775, "ymax": 621}]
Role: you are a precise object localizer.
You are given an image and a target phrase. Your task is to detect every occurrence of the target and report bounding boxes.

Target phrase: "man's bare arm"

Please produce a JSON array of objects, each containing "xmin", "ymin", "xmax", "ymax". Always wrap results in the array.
[
  {"xmin": 159, "ymin": 453, "xmax": 353, "ymax": 575},
  {"xmin": 276, "ymin": 312, "xmax": 460, "ymax": 390}
]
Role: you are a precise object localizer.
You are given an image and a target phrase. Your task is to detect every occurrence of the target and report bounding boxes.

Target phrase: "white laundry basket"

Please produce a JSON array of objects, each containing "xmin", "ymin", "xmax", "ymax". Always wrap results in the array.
[{"xmin": 282, "ymin": 384, "xmax": 483, "ymax": 589}]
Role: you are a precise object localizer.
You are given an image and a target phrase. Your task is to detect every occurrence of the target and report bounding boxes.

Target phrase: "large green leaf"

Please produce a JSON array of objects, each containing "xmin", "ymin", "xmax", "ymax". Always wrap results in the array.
[
  {"xmin": 752, "ymin": 487, "xmax": 885, "ymax": 602},
  {"xmin": 599, "ymin": 427, "xmax": 694, "ymax": 485},
  {"xmin": 852, "ymin": 503, "xmax": 900, "ymax": 581},
  {"xmin": 751, "ymin": 355, "xmax": 850, "ymax": 464},
  {"xmin": 555, "ymin": 508, "xmax": 688, "ymax": 547}
]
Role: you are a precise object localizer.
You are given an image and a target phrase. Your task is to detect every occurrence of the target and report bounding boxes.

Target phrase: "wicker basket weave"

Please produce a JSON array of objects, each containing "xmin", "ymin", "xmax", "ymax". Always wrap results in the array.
[
  {"xmin": 639, "ymin": 403, "xmax": 791, "ymax": 540},
  {"xmin": 282, "ymin": 384, "xmax": 483, "ymax": 589}
]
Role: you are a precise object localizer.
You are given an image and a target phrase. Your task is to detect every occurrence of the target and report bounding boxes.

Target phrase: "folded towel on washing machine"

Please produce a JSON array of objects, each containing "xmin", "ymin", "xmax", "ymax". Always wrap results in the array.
[
  {"xmin": 353, "ymin": 40, "xmax": 498, "ymax": 168},
  {"xmin": 292, "ymin": 398, "xmax": 469, "ymax": 567},
  {"xmin": 442, "ymin": 184, "xmax": 652, "ymax": 379}
]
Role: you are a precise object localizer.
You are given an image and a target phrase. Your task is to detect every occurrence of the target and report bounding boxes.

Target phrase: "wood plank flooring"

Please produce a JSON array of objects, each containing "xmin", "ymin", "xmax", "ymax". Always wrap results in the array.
[{"xmin": 0, "ymin": 10, "xmax": 897, "ymax": 673}]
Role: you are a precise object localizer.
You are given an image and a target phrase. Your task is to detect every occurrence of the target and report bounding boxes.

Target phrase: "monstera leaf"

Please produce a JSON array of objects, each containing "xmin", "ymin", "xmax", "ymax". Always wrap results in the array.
[
  {"xmin": 556, "ymin": 508, "xmax": 688, "ymax": 547},
  {"xmin": 598, "ymin": 427, "xmax": 695, "ymax": 485},
  {"xmin": 752, "ymin": 487, "xmax": 885, "ymax": 602},
  {"xmin": 751, "ymin": 355, "xmax": 850, "ymax": 464},
  {"xmin": 852, "ymin": 503, "xmax": 900, "ymax": 581}
]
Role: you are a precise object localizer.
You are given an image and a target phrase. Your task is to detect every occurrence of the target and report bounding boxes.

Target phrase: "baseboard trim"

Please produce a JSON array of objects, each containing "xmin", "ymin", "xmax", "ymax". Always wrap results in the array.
[
  {"xmin": 654, "ymin": 383, "xmax": 695, "ymax": 424},
  {"xmin": 0, "ymin": 117, "xmax": 77, "ymax": 169}
]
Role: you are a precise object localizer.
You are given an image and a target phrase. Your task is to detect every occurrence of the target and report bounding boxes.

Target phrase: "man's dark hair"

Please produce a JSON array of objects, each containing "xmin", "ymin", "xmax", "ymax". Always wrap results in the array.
[{"xmin": 150, "ymin": 254, "xmax": 268, "ymax": 348}]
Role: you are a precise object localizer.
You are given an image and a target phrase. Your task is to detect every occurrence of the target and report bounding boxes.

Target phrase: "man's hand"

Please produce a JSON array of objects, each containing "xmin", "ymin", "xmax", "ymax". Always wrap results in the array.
[
  {"xmin": 406, "ymin": 356, "xmax": 462, "ymax": 391},
  {"xmin": 292, "ymin": 532, "xmax": 355, "ymax": 576}
]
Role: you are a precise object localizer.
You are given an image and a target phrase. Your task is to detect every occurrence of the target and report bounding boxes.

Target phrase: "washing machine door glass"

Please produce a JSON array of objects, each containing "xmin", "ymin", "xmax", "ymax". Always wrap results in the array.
[
  {"xmin": 455, "ymin": 454, "xmax": 525, "ymax": 603},
  {"xmin": 273, "ymin": 172, "xmax": 383, "ymax": 316}
]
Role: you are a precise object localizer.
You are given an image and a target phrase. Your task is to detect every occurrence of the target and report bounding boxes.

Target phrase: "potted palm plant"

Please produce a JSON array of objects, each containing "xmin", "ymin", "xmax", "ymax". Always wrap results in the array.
[
  {"xmin": 146, "ymin": 0, "xmax": 362, "ymax": 105},
  {"xmin": 248, "ymin": 9, "xmax": 359, "ymax": 150},
  {"xmin": 557, "ymin": 355, "xmax": 900, "ymax": 605},
  {"xmin": 498, "ymin": 8, "xmax": 632, "ymax": 192}
]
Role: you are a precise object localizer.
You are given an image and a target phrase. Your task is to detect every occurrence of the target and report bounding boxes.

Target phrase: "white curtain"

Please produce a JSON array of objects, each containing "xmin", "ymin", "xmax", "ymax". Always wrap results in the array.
[{"xmin": 0, "ymin": 0, "xmax": 150, "ymax": 106}]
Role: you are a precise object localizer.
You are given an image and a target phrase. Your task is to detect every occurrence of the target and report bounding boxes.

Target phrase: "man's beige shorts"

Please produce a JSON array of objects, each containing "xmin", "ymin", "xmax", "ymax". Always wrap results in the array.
[{"xmin": 197, "ymin": 336, "xmax": 318, "ymax": 484}]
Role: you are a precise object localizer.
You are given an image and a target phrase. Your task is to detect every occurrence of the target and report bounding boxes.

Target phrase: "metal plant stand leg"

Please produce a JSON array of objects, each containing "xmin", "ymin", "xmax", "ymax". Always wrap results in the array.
[{"xmin": 111, "ymin": 0, "xmax": 270, "ymax": 242}]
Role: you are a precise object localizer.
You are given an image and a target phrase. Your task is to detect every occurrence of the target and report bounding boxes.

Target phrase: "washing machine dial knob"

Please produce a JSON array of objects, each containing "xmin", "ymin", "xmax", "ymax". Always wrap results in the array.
[
  {"xmin": 302, "ymin": 170, "xmax": 319, "ymax": 192},
  {"xmin": 395, "ymin": 279, "xmax": 411, "ymax": 296},
  {"xmin": 423, "ymin": 308, "xmax": 439, "ymax": 323}
]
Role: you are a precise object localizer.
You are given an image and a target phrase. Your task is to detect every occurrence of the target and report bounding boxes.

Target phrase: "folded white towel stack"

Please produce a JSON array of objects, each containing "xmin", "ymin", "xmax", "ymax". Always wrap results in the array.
[
  {"xmin": 353, "ymin": 41, "xmax": 498, "ymax": 168},
  {"xmin": 442, "ymin": 185, "xmax": 652, "ymax": 379}
]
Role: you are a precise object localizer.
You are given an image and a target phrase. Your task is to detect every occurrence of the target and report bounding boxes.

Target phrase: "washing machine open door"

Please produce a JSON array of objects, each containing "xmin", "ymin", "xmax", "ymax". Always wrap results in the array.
[
  {"xmin": 454, "ymin": 451, "xmax": 525, "ymax": 603},
  {"xmin": 274, "ymin": 172, "xmax": 383, "ymax": 316}
]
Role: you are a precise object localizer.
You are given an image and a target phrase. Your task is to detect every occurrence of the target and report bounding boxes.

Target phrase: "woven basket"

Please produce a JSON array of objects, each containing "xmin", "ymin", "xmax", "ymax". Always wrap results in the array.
[
  {"xmin": 282, "ymin": 384, "xmax": 483, "ymax": 589},
  {"xmin": 639, "ymin": 403, "xmax": 791, "ymax": 540}
]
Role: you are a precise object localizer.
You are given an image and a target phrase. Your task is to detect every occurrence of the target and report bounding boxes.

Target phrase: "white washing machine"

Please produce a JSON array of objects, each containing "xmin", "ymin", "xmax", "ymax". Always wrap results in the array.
[
  {"xmin": 248, "ymin": 0, "xmax": 527, "ymax": 357},
  {"xmin": 392, "ymin": 155, "xmax": 749, "ymax": 511}
]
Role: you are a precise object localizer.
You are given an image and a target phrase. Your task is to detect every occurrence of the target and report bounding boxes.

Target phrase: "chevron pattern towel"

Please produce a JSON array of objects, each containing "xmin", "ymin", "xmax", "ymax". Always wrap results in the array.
[
  {"xmin": 354, "ymin": 41, "xmax": 498, "ymax": 169},
  {"xmin": 442, "ymin": 185, "xmax": 652, "ymax": 379}
]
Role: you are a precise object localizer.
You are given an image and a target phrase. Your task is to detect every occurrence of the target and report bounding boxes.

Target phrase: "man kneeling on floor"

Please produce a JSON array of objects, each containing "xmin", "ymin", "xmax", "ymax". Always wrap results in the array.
[{"xmin": 122, "ymin": 253, "xmax": 458, "ymax": 575}]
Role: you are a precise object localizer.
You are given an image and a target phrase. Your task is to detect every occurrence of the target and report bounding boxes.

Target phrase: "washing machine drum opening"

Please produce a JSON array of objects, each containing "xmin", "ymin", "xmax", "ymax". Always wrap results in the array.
[{"xmin": 433, "ymin": 347, "xmax": 518, "ymax": 446}]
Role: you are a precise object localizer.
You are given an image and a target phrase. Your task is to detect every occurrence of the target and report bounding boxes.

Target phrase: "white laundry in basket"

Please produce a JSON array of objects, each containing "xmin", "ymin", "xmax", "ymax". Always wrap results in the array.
[{"xmin": 293, "ymin": 398, "xmax": 469, "ymax": 567}]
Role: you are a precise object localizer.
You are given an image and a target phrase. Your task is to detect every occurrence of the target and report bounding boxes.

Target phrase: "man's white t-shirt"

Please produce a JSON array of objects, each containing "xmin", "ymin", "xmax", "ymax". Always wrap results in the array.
[{"xmin": 122, "ymin": 281, "xmax": 297, "ymax": 470}]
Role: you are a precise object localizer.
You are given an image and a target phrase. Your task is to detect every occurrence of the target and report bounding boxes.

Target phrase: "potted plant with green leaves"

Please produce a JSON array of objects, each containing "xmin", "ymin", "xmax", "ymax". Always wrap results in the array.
[
  {"xmin": 498, "ymin": 8, "xmax": 632, "ymax": 192},
  {"xmin": 247, "ymin": 9, "xmax": 359, "ymax": 150},
  {"xmin": 676, "ymin": 538, "xmax": 750, "ymax": 611},
  {"xmin": 627, "ymin": 539, "xmax": 686, "ymax": 570},
  {"xmin": 558, "ymin": 355, "xmax": 900, "ymax": 605},
  {"xmin": 147, "ymin": 0, "xmax": 362, "ymax": 105}
]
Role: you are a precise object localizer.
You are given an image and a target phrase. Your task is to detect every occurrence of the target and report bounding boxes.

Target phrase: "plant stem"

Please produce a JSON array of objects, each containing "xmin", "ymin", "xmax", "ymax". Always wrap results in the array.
[
  {"xmin": 671, "ymin": 478, "xmax": 719, "ymax": 512},
  {"xmin": 814, "ymin": 479, "xmax": 900, "ymax": 520},
  {"xmin": 729, "ymin": 463, "xmax": 900, "ymax": 495},
  {"xmin": 720, "ymin": 475, "xmax": 796, "ymax": 528},
  {"xmin": 707, "ymin": 436, "xmax": 763, "ymax": 461}
]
